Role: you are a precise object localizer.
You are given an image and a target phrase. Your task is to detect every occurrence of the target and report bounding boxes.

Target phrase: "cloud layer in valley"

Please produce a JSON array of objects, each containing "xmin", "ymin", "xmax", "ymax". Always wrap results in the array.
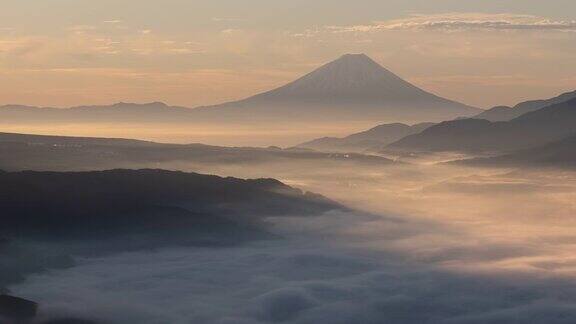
[{"xmin": 9, "ymin": 164, "xmax": 576, "ymax": 324}]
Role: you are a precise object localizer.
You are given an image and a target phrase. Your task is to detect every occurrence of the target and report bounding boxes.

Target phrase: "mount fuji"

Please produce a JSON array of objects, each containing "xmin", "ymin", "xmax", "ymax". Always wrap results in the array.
[
  {"xmin": 195, "ymin": 54, "xmax": 480, "ymax": 122},
  {"xmin": 0, "ymin": 54, "xmax": 480, "ymax": 127}
]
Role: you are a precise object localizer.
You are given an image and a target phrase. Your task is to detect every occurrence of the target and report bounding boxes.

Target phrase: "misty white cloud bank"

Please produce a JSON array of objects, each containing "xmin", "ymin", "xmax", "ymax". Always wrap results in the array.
[
  {"xmin": 14, "ymin": 239, "xmax": 576, "ymax": 324},
  {"xmin": 7, "ymin": 163, "xmax": 576, "ymax": 324}
]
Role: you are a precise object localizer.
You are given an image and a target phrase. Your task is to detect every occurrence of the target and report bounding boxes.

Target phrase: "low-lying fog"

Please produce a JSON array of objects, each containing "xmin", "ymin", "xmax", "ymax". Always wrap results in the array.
[{"xmin": 10, "ymin": 157, "xmax": 576, "ymax": 323}]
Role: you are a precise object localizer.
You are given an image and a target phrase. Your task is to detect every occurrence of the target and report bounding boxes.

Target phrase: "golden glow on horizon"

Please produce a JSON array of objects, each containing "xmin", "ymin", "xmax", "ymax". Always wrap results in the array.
[{"xmin": 1, "ymin": 1, "xmax": 575, "ymax": 108}]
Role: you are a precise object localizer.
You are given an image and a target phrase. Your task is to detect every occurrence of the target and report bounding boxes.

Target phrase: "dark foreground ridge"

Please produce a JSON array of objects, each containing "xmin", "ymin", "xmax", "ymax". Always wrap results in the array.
[
  {"xmin": 0, "ymin": 169, "xmax": 342, "ymax": 297},
  {"xmin": 0, "ymin": 293, "xmax": 98, "ymax": 324},
  {"xmin": 0, "ymin": 294, "xmax": 38, "ymax": 322},
  {"xmin": 0, "ymin": 168, "xmax": 340, "ymax": 242}
]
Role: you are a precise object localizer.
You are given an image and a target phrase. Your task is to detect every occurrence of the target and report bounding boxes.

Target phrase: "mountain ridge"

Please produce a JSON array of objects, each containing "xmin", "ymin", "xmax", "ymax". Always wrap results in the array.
[
  {"xmin": 385, "ymin": 97, "xmax": 576, "ymax": 153},
  {"xmin": 457, "ymin": 133, "xmax": 576, "ymax": 169},
  {"xmin": 474, "ymin": 90, "xmax": 576, "ymax": 122},
  {"xmin": 297, "ymin": 122, "xmax": 435, "ymax": 153}
]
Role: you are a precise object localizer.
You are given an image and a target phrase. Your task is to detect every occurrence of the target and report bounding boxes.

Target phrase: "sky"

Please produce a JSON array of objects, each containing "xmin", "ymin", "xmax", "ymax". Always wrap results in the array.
[{"xmin": 1, "ymin": 0, "xmax": 575, "ymax": 108}]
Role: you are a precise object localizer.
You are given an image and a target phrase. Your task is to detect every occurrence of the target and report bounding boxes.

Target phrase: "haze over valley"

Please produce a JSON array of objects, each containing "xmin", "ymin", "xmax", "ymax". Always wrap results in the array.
[{"xmin": 1, "ymin": 1, "xmax": 576, "ymax": 323}]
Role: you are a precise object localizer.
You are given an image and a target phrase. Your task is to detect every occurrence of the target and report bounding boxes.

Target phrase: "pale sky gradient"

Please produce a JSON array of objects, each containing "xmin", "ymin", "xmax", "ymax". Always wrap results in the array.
[{"xmin": 1, "ymin": 0, "xmax": 575, "ymax": 108}]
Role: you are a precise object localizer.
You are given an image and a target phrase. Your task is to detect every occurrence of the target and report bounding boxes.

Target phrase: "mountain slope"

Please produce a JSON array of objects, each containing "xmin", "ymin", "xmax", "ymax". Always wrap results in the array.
[
  {"xmin": 194, "ymin": 54, "xmax": 480, "ymax": 122},
  {"xmin": 0, "ymin": 168, "xmax": 342, "ymax": 297},
  {"xmin": 474, "ymin": 90, "xmax": 576, "ymax": 122},
  {"xmin": 473, "ymin": 106, "xmax": 514, "ymax": 122},
  {"xmin": 457, "ymin": 133, "xmax": 576, "ymax": 169},
  {"xmin": 386, "ymin": 97, "xmax": 576, "ymax": 153},
  {"xmin": 297, "ymin": 122, "xmax": 434, "ymax": 153},
  {"xmin": 0, "ymin": 54, "xmax": 479, "ymax": 126},
  {"xmin": 0, "ymin": 169, "xmax": 339, "ymax": 242}
]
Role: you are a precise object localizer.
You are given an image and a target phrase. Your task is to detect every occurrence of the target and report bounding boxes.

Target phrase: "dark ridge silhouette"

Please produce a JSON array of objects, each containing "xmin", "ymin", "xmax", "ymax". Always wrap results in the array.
[
  {"xmin": 457, "ymin": 133, "xmax": 576, "ymax": 169},
  {"xmin": 297, "ymin": 122, "xmax": 435, "ymax": 153},
  {"xmin": 0, "ymin": 294, "xmax": 38, "ymax": 321},
  {"xmin": 0, "ymin": 169, "xmax": 340, "ymax": 242},
  {"xmin": 42, "ymin": 319, "xmax": 99, "ymax": 324},
  {"xmin": 0, "ymin": 294, "xmax": 100, "ymax": 324},
  {"xmin": 474, "ymin": 90, "xmax": 576, "ymax": 122},
  {"xmin": 385, "ymin": 97, "xmax": 576, "ymax": 154},
  {"xmin": 0, "ymin": 169, "xmax": 342, "ymax": 294},
  {"xmin": 0, "ymin": 132, "xmax": 394, "ymax": 172}
]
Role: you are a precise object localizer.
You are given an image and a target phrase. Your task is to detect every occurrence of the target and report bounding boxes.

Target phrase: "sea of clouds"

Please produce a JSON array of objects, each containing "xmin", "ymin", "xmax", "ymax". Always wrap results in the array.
[{"xmin": 10, "ymin": 165, "xmax": 576, "ymax": 324}]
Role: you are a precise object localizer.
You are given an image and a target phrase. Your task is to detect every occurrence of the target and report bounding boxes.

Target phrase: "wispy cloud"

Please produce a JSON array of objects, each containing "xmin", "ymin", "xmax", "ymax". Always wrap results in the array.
[
  {"xmin": 68, "ymin": 25, "xmax": 98, "ymax": 35},
  {"xmin": 102, "ymin": 20, "xmax": 123, "ymax": 24},
  {"xmin": 326, "ymin": 13, "xmax": 576, "ymax": 33},
  {"xmin": 212, "ymin": 17, "xmax": 246, "ymax": 22},
  {"xmin": 221, "ymin": 28, "xmax": 243, "ymax": 34}
]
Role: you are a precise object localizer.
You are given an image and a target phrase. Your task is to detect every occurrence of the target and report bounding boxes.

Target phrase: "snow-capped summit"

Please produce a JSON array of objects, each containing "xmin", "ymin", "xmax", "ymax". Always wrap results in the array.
[
  {"xmin": 256, "ymin": 53, "xmax": 439, "ymax": 100},
  {"xmin": 199, "ymin": 54, "xmax": 480, "ymax": 122}
]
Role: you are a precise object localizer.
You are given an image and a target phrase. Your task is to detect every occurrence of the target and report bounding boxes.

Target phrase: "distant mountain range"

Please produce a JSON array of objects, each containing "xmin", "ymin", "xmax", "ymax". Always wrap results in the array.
[
  {"xmin": 458, "ymin": 133, "xmax": 576, "ymax": 169},
  {"xmin": 296, "ymin": 90, "xmax": 576, "ymax": 155},
  {"xmin": 474, "ymin": 90, "xmax": 576, "ymax": 122},
  {"xmin": 385, "ymin": 96, "xmax": 576, "ymax": 154},
  {"xmin": 297, "ymin": 122, "xmax": 435, "ymax": 153},
  {"xmin": 0, "ymin": 54, "xmax": 480, "ymax": 125},
  {"xmin": 0, "ymin": 102, "xmax": 191, "ymax": 123}
]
